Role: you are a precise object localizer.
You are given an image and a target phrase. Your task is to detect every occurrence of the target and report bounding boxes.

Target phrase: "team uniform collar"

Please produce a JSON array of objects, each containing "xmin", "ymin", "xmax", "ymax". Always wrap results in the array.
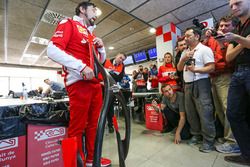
[
  {"xmin": 73, "ymin": 15, "xmax": 85, "ymax": 26},
  {"xmin": 73, "ymin": 15, "xmax": 96, "ymax": 33}
]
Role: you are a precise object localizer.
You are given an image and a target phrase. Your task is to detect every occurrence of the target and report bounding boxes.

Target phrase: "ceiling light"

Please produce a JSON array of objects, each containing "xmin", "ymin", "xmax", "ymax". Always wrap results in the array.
[
  {"xmin": 108, "ymin": 46, "xmax": 114, "ymax": 50},
  {"xmin": 96, "ymin": 7, "xmax": 102, "ymax": 17},
  {"xmin": 149, "ymin": 28, "xmax": 156, "ymax": 34},
  {"xmin": 23, "ymin": 54, "xmax": 39, "ymax": 59},
  {"xmin": 42, "ymin": 9, "xmax": 67, "ymax": 25},
  {"xmin": 31, "ymin": 37, "xmax": 50, "ymax": 45}
]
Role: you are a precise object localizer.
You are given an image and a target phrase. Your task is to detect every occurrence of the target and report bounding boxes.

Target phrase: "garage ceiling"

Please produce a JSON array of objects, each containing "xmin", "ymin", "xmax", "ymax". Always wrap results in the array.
[{"xmin": 0, "ymin": 0, "xmax": 231, "ymax": 69}]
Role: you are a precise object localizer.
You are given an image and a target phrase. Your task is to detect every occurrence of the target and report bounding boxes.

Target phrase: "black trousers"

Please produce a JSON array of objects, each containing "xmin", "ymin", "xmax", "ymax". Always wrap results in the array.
[{"xmin": 162, "ymin": 107, "xmax": 191, "ymax": 140}]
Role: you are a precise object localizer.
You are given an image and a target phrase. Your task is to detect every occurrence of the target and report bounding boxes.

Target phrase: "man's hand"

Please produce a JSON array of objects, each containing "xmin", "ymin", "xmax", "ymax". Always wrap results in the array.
[
  {"xmin": 186, "ymin": 64, "xmax": 196, "ymax": 72},
  {"xmin": 182, "ymin": 50, "xmax": 195, "ymax": 62},
  {"xmin": 223, "ymin": 32, "xmax": 239, "ymax": 42},
  {"xmin": 151, "ymin": 100, "xmax": 160, "ymax": 112},
  {"xmin": 93, "ymin": 37, "xmax": 104, "ymax": 48},
  {"xmin": 174, "ymin": 132, "xmax": 181, "ymax": 144},
  {"xmin": 151, "ymin": 99, "xmax": 158, "ymax": 107},
  {"xmin": 81, "ymin": 66, "xmax": 95, "ymax": 80},
  {"xmin": 205, "ymin": 29, "xmax": 213, "ymax": 38}
]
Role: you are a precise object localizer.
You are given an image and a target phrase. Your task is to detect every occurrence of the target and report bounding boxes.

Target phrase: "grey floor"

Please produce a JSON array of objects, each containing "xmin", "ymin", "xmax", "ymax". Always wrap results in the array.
[{"xmin": 102, "ymin": 121, "xmax": 247, "ymax": 167}]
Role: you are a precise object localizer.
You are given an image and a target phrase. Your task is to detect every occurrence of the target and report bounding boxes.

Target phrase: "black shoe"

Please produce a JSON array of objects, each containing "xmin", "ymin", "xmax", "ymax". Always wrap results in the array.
[
  {"xmin": 188, "ymin": 135, "xmax": 202, "ymax": 145},
  {"xmin": 77, "ymin": 152, "xmax": 84, "ymax": 167},
  {"xmin": 108, "ymin": 127, "xmax": 114, "ymax": 133},
  {"xmin": 160, "ymin": 126, "xmax": 173, "ymax": 133},
  {"xmin": 224, "ymin": 155, "xmax": 250, "ymax": 166},
  {"xmin": 199, "ymin": 143, "xmax": 214, "ymax": 153}
]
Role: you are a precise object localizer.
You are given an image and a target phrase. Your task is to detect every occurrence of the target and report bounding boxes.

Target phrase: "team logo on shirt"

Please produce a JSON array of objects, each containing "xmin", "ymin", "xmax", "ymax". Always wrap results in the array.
[
  {"xmin": 77, "ymin": 25, "xmax": 88, "ymax": 35},
  {"xmin": 53, "ymin": 31, "xmax": 63, "ymax": 38},
  {"xmin": 81, "ymin": 39, "xmax": 87, "ymax": 44}
]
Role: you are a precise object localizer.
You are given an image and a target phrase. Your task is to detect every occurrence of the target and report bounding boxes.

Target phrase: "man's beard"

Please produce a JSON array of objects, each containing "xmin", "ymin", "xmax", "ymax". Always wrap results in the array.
[
  {"xmin": 89, "ymin": 17, "xmax": 97, "ymax": 26},
  {"xmin": 86, "ymin": 13, "xmax": 97, "ymax": 26}
]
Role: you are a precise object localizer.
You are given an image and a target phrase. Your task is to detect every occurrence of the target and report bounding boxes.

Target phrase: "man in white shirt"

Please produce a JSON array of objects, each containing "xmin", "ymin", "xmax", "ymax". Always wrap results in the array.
[{"xmin": 177, "ymin": 27, "xmax": 216, "ymax": 153}]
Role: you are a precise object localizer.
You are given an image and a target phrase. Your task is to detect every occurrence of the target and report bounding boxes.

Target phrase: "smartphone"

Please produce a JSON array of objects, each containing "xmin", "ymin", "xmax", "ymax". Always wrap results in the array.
[{"xmin": 214, "ymin": 35, "xmax": 225, "ymax": 39}]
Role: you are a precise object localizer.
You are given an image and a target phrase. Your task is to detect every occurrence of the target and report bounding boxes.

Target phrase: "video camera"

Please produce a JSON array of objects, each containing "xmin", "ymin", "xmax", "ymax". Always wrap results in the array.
[
  {"xmin": 185, "ymin": 58, "xmax": 195, "ymax": 66},
  {"xmin": 192, "ymin": 18, "xmax": 218, "ymax": 36}
]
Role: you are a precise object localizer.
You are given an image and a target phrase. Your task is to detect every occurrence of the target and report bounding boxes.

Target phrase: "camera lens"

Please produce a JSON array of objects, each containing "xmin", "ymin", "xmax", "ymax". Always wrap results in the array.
[{"xmin": 211, "ymin": 30, "xmax": 218, "ymax": 37}]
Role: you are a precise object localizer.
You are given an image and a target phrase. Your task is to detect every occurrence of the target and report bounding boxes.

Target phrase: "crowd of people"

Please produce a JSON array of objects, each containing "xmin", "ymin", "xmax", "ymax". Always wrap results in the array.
[{"xmin": 131, "ymin": 0, "xmax": 250, "ymax": 166}]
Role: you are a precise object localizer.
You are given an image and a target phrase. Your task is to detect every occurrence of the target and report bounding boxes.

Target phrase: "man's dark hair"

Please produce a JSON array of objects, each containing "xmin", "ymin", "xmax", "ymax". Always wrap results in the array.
[
  {"xmin": 161, "ymin": 84, "xmax": 172, "ymax": 93},
  {"xmin": 75, "ymin": 1, "xmax": 96, "ymax": 16},
  {"xmin": 175, "ymin": 36, "xmax": 185, "ymax": 48},
  {"xmin": 119, "ymin": 52, "xmax": 127, "ymax": 59},
  {"xmin": 219, "ymin": 15, "xmax": 238, "ymax": 27},
  {"xmin": 185, "ymin": 26, "xmax": 202, "ymax": 40},
  {"xmin": 214, "ymin": 22, "xmax": 219, "ymax": 31}
]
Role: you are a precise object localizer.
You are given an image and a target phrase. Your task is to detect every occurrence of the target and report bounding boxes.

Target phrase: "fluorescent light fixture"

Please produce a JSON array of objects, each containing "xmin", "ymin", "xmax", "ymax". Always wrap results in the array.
[
  {"xmin": 96, "ymin": 7, "xmax": 102, "ymax": 17},
  {"xmin": 42, "ymin": 9, "xmax": 68, "ymax": 25},
  {"xmin": 149, "ymin": 28, "xmax": 156, "ymax": 34},
  {"xmin": 108, "ymin": 46, "xmax": 114, "ymax": 50},
  {"xmin": 23, "ymin": 54, "xmax": 39, "ymax": 59},
  {"xmin": 31, "ymin": 37, "xmax": 50, "ymax": 45}
]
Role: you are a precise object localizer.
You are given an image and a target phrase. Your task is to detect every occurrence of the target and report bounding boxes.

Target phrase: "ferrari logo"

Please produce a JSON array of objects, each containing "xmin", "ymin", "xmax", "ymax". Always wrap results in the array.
[
  {"xmin": 77, "ymin": 25, "xmax": 88, "ymax": 35},
  {"xmin": 81, "ymin": 39, "xmax": 87, "ymax": 44}
]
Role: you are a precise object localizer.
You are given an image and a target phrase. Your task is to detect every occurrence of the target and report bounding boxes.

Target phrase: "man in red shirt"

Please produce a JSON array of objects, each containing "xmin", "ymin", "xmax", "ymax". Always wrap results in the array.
[
  {"xmin": 149, "ymin": 64, "xmax": 159, "ymax": 90},
  {"xmin": 47, "ymin": 1, "xmax": 111, "ymax": 167},
  {"xmin": 103, "ymin": 53, "xmax": 126, "ymax": 133},
  {"xmin": 103, "ymin": 53, "xmax": 126, "ymax": 82}
]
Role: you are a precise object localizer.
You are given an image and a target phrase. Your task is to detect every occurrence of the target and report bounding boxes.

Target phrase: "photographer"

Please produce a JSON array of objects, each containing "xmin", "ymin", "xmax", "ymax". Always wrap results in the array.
[
  {"xmin": 152, "ymin": 84, "xmax": 191, "ymax": 144},
  {"xmin": 133, "ymin": 65, "xmax": 148, "ymax": 123},
  {"xmin": 223, "ymin": 0, "xmax": 250, "ymax": 165},
  {"xmin": 149, "ymin": 64, "xmax": 159, "ymax": 90},
  {"xmin": 203, "ymin": 16, "xmax": 240, "ymax": 154},
  {"xmin": 177, "ymin": 27, "xmax": 216, "ymax": 153}
]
